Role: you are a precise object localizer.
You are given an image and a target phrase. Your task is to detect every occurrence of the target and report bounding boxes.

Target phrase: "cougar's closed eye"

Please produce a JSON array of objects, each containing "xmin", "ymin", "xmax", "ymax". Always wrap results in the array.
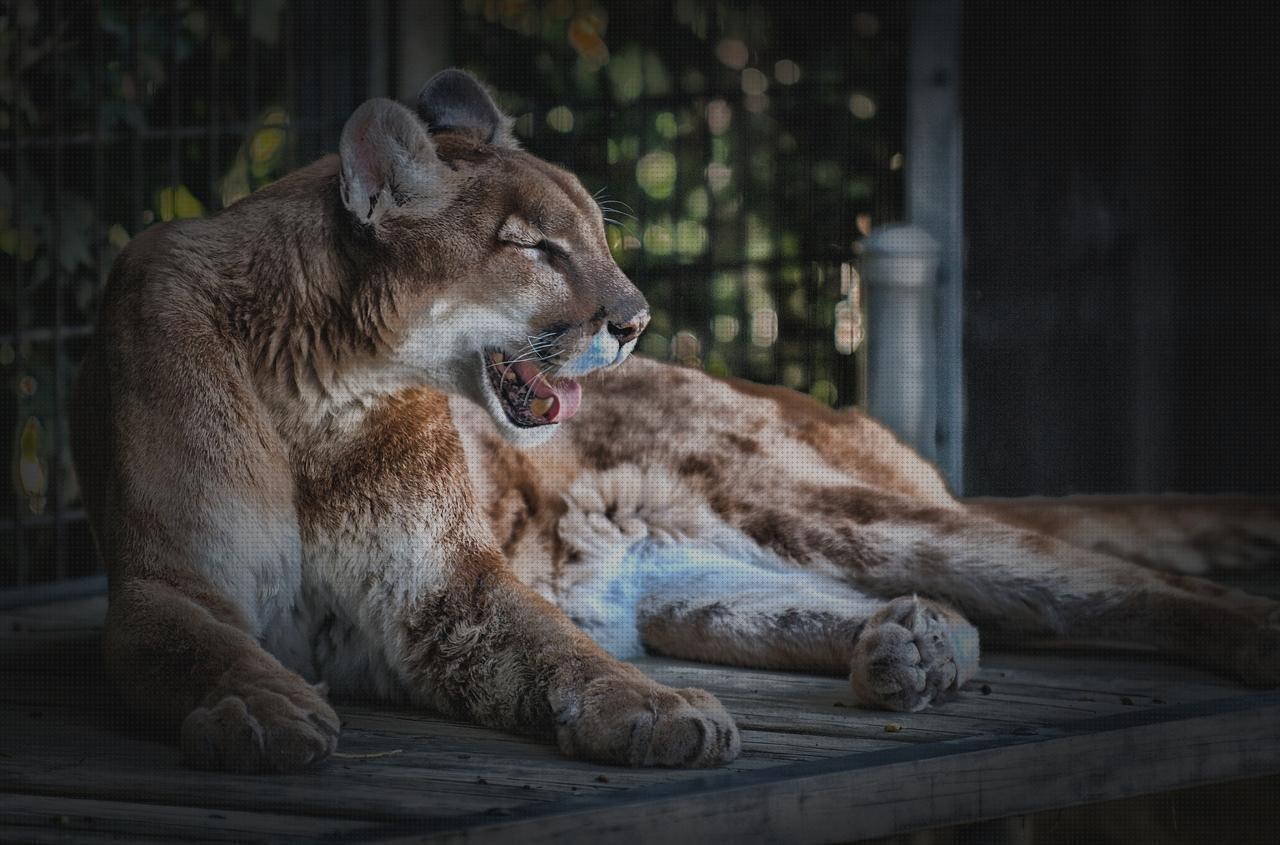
[
  {"xmin": 506, "ymin": 237, "xmax": 565, "ymax": 260},
  {"xmin": 512, "ymin": 237, "xmax": 551, "ymax": 252},
  {"xmin": 497, "ymin": 216, "xmax": 561, "ymax": 255}
]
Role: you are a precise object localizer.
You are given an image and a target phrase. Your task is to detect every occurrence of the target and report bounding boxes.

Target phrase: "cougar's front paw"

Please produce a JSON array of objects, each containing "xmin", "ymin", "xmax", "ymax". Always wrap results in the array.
[
  {"xmin": 850, "ymin": 596, "xmax": 979, "ymax": 713},
  {"xmin": 554, "ymin": 673, "xmax": 740, "ymax": 767},
  {"xmin": 181, "ymin": 669, "xmax": 339, "ymax": 773}
]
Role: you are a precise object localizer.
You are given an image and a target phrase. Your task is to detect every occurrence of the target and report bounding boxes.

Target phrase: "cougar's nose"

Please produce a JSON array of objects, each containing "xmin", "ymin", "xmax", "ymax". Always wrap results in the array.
[{"xmin": 607, "ymin": 309, "xmax": 650, "ymax": 346}]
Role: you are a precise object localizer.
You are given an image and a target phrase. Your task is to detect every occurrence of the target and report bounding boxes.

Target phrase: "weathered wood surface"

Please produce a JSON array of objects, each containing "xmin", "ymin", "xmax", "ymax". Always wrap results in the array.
[{"xmin": 1, "ymin": 594, "xmax": 1277, "ymax": 844}]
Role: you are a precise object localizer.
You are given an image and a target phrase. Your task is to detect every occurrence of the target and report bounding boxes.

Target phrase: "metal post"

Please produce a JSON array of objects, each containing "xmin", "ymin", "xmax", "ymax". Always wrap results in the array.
[
  {"xmin": 907, "ymin": 0, "xmax": 964, "ymax": 490},
  {"xmin": 862, "ymin": 225, "xmax": 941, "ymax": 461}
]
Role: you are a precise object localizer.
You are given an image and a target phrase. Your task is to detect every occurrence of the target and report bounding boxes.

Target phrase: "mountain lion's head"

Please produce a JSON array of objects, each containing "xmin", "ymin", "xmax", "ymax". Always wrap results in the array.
[{"xmin": 337, "ymin": 69, "xmax": 648, "ymax": 445}]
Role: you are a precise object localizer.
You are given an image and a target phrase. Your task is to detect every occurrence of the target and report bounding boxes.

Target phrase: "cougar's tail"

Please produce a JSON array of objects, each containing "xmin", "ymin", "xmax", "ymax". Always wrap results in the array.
[{"xmin": 967, "ymin": 495, "xmax": 1280, "ymax": 575}]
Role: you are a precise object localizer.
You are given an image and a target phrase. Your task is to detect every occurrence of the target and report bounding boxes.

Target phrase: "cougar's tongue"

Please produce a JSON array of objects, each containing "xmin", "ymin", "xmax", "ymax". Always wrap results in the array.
[{"xmin": 511, "ymin": 361, "xmax": 582, "ymax": 423}]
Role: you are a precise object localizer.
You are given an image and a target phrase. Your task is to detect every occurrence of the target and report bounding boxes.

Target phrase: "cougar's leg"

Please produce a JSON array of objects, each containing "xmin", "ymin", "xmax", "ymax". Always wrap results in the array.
[
  {"xmin": 631, "ymin": 562, "xmax": 979, "ymax": 713},
  {"xmin": 105, "ymin": 577, "xmax": 339, "ymax": 773},
  {"xmin": 390, "ymin": 556, "xmax": 740, "ymax": 768},
  {"xmin": 968, "ymin": 495, "xmax": 1280, "ymax": 575},
  {"xmin": 559, "ymin": 362, "xmax": 1280, "ymax": 689},
  {"xmin": 828, "ymin": 509, "xmax": 1280, "ymax": 688},
  {"xmin": 306, "ymin": 394, "xmax": 740, "ymax": 770},
  {"xmin": 691, "ymin": 463, "xmax": 1280, "ymax": 688},
  {"xmin": 72, "ymin": 314, "xmax": 338, "ymax": 773}
]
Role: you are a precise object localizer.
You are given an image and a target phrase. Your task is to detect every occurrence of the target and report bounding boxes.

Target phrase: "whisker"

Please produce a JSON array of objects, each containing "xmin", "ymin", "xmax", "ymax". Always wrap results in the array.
[
  {"xmin": 600, "ymin": 208, "xmax": 638, "ymax": 225},
  {"xmin": 526, "ymin": 341, "xmax": 556, "ymax": 359},
  {"xmin": 485, "ymin": 332, "xmax": 565, "ymax": 388},
  {"xmin": 508, "ymin": 338, "xmax": 557, "ymax": 365},
  {"xmin": 604, "ymin": 216, "xmax": 640, "ymax": 240},
  {"xmin": 501, "ymin": 349, "xmax": 546, "ymax": 366},
  {"xmin": 599, "ymin": 199, "xmax": 637, "ymax": 216},
  {"xmin": 527, "ymin": 331, "xmax": 558, "ymax": 347},
  {"xmin": 488, "ymin": 338, "xmax": 543, "ymax": 369}
]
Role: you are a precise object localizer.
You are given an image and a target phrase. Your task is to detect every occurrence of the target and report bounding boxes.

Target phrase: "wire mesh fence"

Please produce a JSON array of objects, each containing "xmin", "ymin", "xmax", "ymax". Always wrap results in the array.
[
  {"xmin": 1, "ymin": 0, "xmax": 902, "ymax": 591},
  {"xmin": 1, "ymin": 0, "xmax": 371, "ymax": 589},
  {"xmin": 452, "ymin": 0, "xmax": 903, "ymax": 405}
]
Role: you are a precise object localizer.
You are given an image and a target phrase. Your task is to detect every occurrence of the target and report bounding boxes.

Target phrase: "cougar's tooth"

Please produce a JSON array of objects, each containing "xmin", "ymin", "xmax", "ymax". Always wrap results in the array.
[{"xmin": 530, "ymin": 397, "xmax": 554, "ymax": 418}]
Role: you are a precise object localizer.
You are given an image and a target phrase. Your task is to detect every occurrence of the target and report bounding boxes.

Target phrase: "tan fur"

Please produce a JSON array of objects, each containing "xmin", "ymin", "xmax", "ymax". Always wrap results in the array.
[
  {"xmin": 969, "ymin": 496, "xmax": 1280, "ymax": 574},
  {"xmin": 466, "ymin": 357, "xmax": 1280, "ymax": 710},
  {"xmin": 72, "ymin": 71, "xmax": 1280, "ymax": 773},
  {"xmin": 72, "ymin": 75, "xmax": 734, "ymax": 773}
]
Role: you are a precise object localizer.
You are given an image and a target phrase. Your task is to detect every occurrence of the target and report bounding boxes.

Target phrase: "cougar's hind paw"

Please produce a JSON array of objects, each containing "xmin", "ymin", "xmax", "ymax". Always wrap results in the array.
[{"xmin": 849, "ymin": 596, "xmax": 977, "ymax": 713}]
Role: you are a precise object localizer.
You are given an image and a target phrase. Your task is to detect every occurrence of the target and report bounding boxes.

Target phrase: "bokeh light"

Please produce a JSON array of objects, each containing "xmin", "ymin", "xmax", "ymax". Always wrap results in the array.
[
  {"xmin": 546, "ymin": 105, "xmax": 575, "ymax": 132},
  {"xmin": 774, "ymin": 59, "xmax": 802, "ymax": 85},
  {"xmin": 849, "ymin": 92, "xmax": 877, "ymax": 119},
  {"xmin": 636, "ymin": 151, "xmax": 678, "ymax": 199},
  {"xmin": 716, "ymin": 38, "xmax": 748, "ymax": 70}
]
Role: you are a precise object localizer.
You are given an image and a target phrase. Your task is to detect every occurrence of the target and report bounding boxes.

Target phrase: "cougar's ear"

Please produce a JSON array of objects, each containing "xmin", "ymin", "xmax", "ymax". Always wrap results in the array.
[
  {"xmin": 339, "ymin": 98, "xmax": 447, "ymax": 225},
  {"xmin": 416, "ymin": 69, "xmax": 518, "ymax": 148}
]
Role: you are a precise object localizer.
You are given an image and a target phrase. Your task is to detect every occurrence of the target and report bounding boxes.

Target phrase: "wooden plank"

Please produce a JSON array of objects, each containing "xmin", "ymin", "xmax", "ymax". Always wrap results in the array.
[
  {"xmin": 642, "ymin": 659, "xmax": 1116, "ymax": 738},
  {"xmin": 0, "ymin": 628, "xmax": 1260, "ymax": 768},
  {"xmin": 336, "ymin": 708, "xmax": 809, "ymax": 774},
  {"xmin": 0, "ymin": 594, "xmax": 107, "ymax": 624},
  {"xmin": 639, "ymin": 651, "xmax": 1238, "ymax": 708},
  {"xmin": 367, "ymin": 694, "xmax": 1280, "ymax": 845},
  {"xmin": 992, "ymin": 650, "xmax": 1229, "ymax": 688},
  {"xmin": 641, "ymin": 657, "xmax": 1197, "ymax": 740},
  {"xmin": 6, "ymin": 669, "xmax": 1269, "ymax": 838},
  {"xmin": 0, "ymin": 578, "xmax": 107, "ymax": 613},
  {"xmin": 0, "ymin": 698, "xmax": 748, "ymax": 822},
  {"xmin": 4, "ymin": 593, "xmax": 1278, "ymax": 844},
  {"xmin": 0, "ymin": 793, "xmax": 381, "ymax": 843},
  {"xmin": 0, "ymin": 827, "xmax": 202, "ymax": 845},
  {"xmin": 0, "ymin": 703, "xmax": 557, "ymax": 821}
]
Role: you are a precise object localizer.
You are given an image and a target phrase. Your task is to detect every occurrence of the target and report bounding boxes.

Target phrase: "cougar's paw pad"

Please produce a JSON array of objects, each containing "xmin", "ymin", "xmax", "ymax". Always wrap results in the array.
[
  {"xmin": 555, "ymin": 674, "xmax": 740, "ymax": 768},
  {"xmin": 849, "ymin": 596, "xmax": 969, "ymax": 713},
  {"xmin": 180, "ymin": 675, "xmax": 339, "ymax": 773}
]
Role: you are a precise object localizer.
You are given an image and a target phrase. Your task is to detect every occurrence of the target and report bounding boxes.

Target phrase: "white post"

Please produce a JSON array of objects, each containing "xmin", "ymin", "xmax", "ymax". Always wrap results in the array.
[
  {"xmin": 862, "ymin": 225, "xmax": 941, "ymax": 462},
  {"xmin": 907, "ymin": 0, "xmax": 964, "ymax": 490}
]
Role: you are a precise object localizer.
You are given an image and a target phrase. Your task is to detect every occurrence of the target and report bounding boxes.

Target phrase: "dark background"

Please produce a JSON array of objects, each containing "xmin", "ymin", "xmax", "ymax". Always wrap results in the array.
[{"xmin": 963, "ymin": 1, "xmax": 1279, "ymax": 496}]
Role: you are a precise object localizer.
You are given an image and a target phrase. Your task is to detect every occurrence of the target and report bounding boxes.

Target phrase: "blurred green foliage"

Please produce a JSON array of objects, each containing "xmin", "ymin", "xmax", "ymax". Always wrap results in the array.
[
  {"xmin": 1, "ymin": 0, "xmax": 905, "ymax": 587},
  {"xmin": 1, "ymin": 0, "xmax": 316, "ymax": 585},
  {"xmin": 454, "ymin": 0, "xmax": 903, "ymax": 392}
]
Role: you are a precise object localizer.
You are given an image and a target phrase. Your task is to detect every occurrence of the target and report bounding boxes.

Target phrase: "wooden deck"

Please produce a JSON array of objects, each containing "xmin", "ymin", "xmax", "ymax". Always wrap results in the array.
[{"xmin": 3, "ymin": 591, "xmax": 1280, "ymax": 844}]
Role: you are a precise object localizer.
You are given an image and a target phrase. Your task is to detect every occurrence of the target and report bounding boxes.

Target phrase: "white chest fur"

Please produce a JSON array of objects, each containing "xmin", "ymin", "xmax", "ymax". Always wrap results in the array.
[{"xmin": 259, "ymin": 499, "xmax": 457, "ymax": 699}]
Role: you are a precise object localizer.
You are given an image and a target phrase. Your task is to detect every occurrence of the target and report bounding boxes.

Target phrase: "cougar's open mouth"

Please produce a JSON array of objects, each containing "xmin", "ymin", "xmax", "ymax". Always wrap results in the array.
[{"xmin": 482, "ymin": 348, "xmax": 583, "ymax": 427}]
